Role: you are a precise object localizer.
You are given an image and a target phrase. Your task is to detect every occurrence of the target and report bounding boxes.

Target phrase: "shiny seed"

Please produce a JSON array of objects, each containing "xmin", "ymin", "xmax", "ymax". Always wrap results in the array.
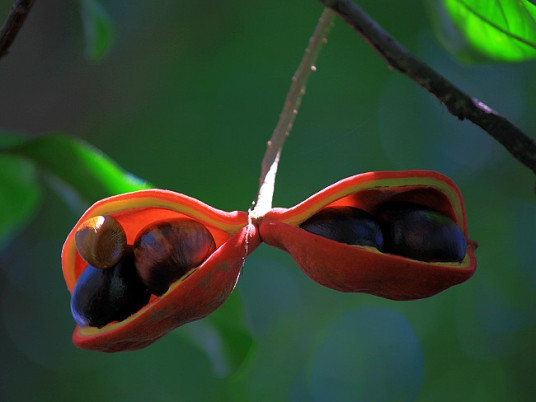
[
  {"xmin": 70, "ymin": 249, "xmax": 150, "ymax": 328},
  {"xmin": 75, "ymin": 215, "xmax": 127, "ymax": 269},
  {"xmin": 377, "ymin": 202, "xmax": 467, "ymax": 262},
  {"xmin": 134, "ymin": 218, "xmax": 217, "ymax": 296},
  {"xmin": 300, "ymin": 206, "xmax": 384, "ymax": 250}
]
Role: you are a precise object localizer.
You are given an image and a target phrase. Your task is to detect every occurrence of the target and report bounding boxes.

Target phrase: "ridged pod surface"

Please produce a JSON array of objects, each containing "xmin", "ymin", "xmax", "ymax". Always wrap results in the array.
[
  {"xmin": 62, "ymin": 189, "xmax": 260, "ymax": 352},
  {"xmin": 259, "ymin": 171, "xmax": 477, "ymax": 300}
]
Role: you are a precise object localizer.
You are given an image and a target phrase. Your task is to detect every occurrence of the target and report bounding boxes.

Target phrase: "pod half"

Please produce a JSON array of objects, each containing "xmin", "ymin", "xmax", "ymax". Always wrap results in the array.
[
  {"xmin": 62, "ymin": 189, "xmax": 260, "ymax": 352},
  {"xmin": 259, "ymin": 171, "xmax": 477, "ymax": 300}
]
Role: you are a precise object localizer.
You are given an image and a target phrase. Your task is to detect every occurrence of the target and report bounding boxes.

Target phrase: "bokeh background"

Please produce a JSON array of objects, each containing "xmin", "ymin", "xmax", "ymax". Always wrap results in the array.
[{"xmin": 1, "ymin": 0, "xmax": 535, "ymax": 401}]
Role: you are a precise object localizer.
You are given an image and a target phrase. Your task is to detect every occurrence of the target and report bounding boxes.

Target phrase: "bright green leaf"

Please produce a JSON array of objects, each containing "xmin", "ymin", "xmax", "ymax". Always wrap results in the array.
[
  {"xmin": 2, "ymin": 134, "xmax": 150, "ymax": 207},
  {"xmin": 80, "ymin": 0, "xmax": 114, "ymax": 60},
  {"xmin": 441, "ymin": 0, "xmax": 536, "ymax": 62}
]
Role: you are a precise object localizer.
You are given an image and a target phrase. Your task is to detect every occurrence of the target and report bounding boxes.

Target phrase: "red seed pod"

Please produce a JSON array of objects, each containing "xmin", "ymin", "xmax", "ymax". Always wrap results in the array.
[
  {"xmin": 259, "ymin": 171, "xmax": 477, "ymax": 301},
  {"xmin": 62, "ymin": 189, "xmax": 260, "ymax": 352}
]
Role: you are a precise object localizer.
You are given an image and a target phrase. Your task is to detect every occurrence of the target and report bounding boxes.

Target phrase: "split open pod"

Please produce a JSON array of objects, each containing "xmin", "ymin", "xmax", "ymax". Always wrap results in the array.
[
  {"xmin": 62, "ymin": 170, "xmax": 477, "ymax": 352},
  {"xmin": 62, "ymin": 190, "xmax": 260, "ymax": 352},
  {"xmin": 259, "ymin": 171, "xmax": 477, "ymax": 300}
]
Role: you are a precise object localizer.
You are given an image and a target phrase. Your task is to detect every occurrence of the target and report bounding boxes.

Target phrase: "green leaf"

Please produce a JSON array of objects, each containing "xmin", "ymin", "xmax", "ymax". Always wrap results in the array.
[
  {"xmin": 205, "ymin": 290, "xmax": 255, "ymax": 376},
  {"xmin": 182, "ymin": 291, "xmax": 255, "ymax": 377},
  {"xmin": 0, "ymin": 134, "xmax": 41, "ymax": 248},
  {"xmin": 439, "ymin": 0, "xmax": 536, "ymax": 62},
  {"xmin": 1, "ymin": 133, "xmax": 255, "ymax": 374},
  {"xmin": 2, "ymin": 134, "xmax": 150, "ymax": 208},
  {"xmin": 80, "ymin": 0, "xmax": 114, "ymax": 60},
  {"xmin": 0, "ymin": 154, "xmax": 41, "ymax": 248}
]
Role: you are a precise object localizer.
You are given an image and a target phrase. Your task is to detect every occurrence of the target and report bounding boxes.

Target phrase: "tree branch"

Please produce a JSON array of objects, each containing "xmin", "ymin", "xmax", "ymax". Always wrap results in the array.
[
  {"xmin": 0, "ymin": 0, "xmax": 36, "ymax": 60},
  {"xmin": 319, "ymin": 0, "xmax": 536, "ymax": 175}
]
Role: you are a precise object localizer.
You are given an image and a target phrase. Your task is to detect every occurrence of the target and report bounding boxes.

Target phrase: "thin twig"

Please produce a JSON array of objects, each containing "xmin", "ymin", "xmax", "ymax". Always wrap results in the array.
[
  {"xmin": 319, "ymin": 0, "xmax": 536, "ymax": 175},
  {"xmin": 0, "ymin": 0, "xmax": 36, "ymax": 60},
  {"xmin": 251, "ymin": 8, "xmax": 335, "ymax": 218}
]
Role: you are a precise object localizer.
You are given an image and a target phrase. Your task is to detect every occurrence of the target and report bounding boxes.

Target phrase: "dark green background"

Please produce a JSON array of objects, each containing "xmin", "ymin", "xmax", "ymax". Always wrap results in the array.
[{"xmin": 1, "ymin": 0, "xmax": 535, "ymax": 400}]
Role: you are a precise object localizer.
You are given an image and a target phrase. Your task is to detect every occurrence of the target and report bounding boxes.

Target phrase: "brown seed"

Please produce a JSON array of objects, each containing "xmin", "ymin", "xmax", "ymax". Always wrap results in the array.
[
  {"xmin": 75, "ymin": 215, "xmax": 127, "ymax": 269},
  {"xmin": 134, "ymin": 218, "xmax": 217, "ymax": 296}
]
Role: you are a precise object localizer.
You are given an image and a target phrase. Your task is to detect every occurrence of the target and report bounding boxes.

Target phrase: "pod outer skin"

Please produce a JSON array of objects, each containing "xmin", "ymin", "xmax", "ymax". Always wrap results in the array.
[
  {"xmin": 62, "ymin": 189, "xmax": 260, "ymax": 352},
  {"xmin": 62, "ymin": 171, "xmax": 477, "ymax": 351},
  {"xmin": 259, "ymin": 171, "xmax": 477, "ymax": 300}
]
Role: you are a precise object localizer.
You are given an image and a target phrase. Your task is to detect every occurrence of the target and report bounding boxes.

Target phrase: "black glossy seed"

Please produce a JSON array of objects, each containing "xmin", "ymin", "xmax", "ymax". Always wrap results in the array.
[
  {"xmin": 377, "ymin": 202, "xmax": 467, "ymax": 262},
  {"xmin": 70, "ymin": 250, "xmax": 151, "ymax": 328},
  {"xmin": 300, "ymin": 206, "xmax": 384, "ymax": 250}
]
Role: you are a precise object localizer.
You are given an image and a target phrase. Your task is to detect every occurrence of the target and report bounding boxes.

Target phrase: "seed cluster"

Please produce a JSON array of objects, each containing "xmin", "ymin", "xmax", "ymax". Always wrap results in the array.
[
  {"xmin": 71, "ymin": 216, "xmax": 216, "ymax": 328},
  {"xmin": 71, "ymin": 202, "xmax": 467, "ymax": 329},
  {"xmin": 300, "ymin": 203, "xmax": 467, "ymax": 263}
]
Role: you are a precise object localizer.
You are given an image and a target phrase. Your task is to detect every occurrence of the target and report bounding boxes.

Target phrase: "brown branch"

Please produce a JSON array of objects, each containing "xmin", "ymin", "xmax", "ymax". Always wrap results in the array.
[
  {"xmin": 0, "ymin": 0, "xmax": 36, "ymax": 60},
  {"xmin": 319, "ymin": 0, "xmax": 536, "ymax": 175}
]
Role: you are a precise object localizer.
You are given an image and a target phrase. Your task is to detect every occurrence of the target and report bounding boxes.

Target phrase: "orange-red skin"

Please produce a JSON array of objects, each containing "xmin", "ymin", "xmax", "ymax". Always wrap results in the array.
[
  {"xmin": 62, "ymin": 190, "xmax": 260, "ymax": 352},
  {"xmin": 62, "ymin": 171, "xmax": 477, "ymax": 351},
  {"xmin": 259, "ymin": 171, "xmax": 477, "ymax": 300}
]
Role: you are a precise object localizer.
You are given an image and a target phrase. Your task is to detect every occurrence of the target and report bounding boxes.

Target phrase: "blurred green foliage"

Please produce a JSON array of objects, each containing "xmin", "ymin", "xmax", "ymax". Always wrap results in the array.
[
  {"xmin": 0, "ymin": 0, "xmax": 535, "ymax": 401},
  {"xmin": 2, "ymin": 135, "xmax": 150, "ymax": 208},
  {"xmin": 80, "ymin": 0, "xmax": 114, "ymax": 60}
]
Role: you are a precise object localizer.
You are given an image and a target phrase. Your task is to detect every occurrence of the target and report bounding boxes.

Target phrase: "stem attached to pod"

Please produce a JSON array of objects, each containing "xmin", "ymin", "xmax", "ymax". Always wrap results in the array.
[{"xmin": 251, "ymin": 7, "xmax": 336, "ymax": 218}]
